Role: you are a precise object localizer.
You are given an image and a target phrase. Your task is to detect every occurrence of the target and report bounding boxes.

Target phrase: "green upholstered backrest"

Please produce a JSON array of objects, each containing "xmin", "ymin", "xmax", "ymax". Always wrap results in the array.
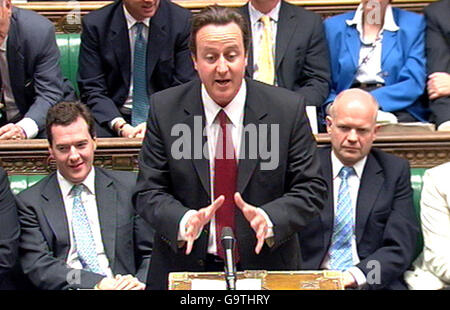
[
  {"xmin": 410, "ymin": 168, "xmax": 427, "ymax": 259},
  {"xmin": 56, "ymin": 33, "xmax": 81, "ymax": 95},
  {"xmin": 8, "ymin": 175, "xmax": 47, "ymax": 195}
]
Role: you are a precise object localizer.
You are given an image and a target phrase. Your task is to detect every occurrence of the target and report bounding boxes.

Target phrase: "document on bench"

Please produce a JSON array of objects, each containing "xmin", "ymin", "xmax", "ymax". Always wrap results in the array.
[{"xmin": 191, "ymin": 279, "xmax": 262, "ymax": 290}]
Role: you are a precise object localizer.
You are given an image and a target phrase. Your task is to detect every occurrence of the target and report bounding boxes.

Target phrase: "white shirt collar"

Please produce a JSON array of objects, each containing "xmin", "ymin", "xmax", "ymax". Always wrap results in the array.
[
  {"xmin": 123, "ymin": 4, "xmax": 151, "ymax": 30},
  {"xmin": 346, "ymin": 3, "xmax": 399, "ymax": 37},
  {"xmin": 249, "ymin": 0, "xmax": 281, "ymax": 26},
  {"xmin": 0, "ymin": 36, "xmax": 7, "ymax": 52},
  {"xmin": 57, "ymin": 167, "xmax": 96, "ymax": 198},
  {"xmin": 202, "ymin": 79, "xmax": 247, "ymax": 128},
  {"xmin": 331, "ymin": 150, "xmax": 367, "ymax": 180}
]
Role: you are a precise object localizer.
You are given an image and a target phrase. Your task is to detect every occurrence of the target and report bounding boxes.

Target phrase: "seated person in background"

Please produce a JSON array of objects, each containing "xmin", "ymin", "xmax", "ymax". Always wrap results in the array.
[
  {"xmin": 299, "ymin": 89, "xmax": 419, "ymax": 289},
  {"xmin": 0, "ymin": 0, "xmax": 72, "ymax": 140},
  {"xmin": 322, "ymin": 0, "xmax": 427, "ymax": 125},
  {"xmin": 17, "ymin": 101, "xmax": 153, "ymax": 290},
  {"xmin": 237, "ymin": 0, "xmax": 331, "ymax": 109},
  {"xmin": 405, "ymin": 162, "xmax": 450, "ymax": 290},
  {"xmin": 78, "ymin": 0, "xmax": 196, "ymax": 138},
  {"xmin": 0, "ymin": 167, "xmax": 19, "ymax": 290},
  {"xmin": 424, "ymin": 0, "xmax": 450, "ymax": 131}
]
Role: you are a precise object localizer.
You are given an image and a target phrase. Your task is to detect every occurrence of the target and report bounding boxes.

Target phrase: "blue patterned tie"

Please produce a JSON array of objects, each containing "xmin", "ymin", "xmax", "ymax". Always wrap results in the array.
[
  {"xmin": 131, "ymin": 22, "xmax": 149, "ymax": 126},
  {"xmin": 329, "ymin": 166, "xmax": 355, "ymax": 271},
  {"xmin": 71, "ymin": 184, "xmax": 104, "ymax": 275}
]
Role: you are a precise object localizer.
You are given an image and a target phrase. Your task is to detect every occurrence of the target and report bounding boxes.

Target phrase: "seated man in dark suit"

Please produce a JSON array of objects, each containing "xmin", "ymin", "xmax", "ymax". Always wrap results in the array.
[
  {"xmin": 133, "ymin": 5, "xmax": 327, "ymax": 290},
  {"xmin": 237, "ymin": 0, "xmax": 330, "ymax": 131},
  {"xmin": 425, "ymin": 0, "xmax": 450, "ymax": 131},
  {"xmin": 0, "ymin": 0, "xmax": 71, "ymax": 140},
  {"xmin": 17, "ymin": 101, "xmax": 153, "ymax": 290},
  {"xmin": 0, "ymin": 167, "xmax": 19, "ymax": 289},
  {"xmin": 299, "ymin": 89, "xmax": 419, "ymax": 289},
  {"xmin": 78, "ymin": 0, "xmax": 196, "ymax": 138}
]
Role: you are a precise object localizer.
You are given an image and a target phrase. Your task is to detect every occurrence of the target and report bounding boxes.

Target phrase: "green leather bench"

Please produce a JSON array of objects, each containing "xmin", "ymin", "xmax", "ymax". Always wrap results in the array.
[{"xmin": 56, "ymin": 33, "xmax": 81, "ymax": 95}]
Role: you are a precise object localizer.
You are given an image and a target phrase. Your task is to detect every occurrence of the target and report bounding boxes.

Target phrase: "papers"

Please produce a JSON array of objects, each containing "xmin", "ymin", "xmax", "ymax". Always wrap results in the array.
[{"xmin": 191, "ymin": 279, "xmax": 262, "ymax": 290}]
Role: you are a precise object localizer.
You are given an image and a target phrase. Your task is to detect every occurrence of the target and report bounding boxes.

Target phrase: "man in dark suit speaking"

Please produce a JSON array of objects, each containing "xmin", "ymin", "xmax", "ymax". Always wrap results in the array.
[
  {"xmin": 78, "ymin": 0, "xmax": 196, "ymax": 138},
  {"xmin": 133, "ymin": 5, "xmax": 327, "ymax": 290},
  {"xmin": 298, "ymin": 89, "xmax": 418, "ymax": 289}
]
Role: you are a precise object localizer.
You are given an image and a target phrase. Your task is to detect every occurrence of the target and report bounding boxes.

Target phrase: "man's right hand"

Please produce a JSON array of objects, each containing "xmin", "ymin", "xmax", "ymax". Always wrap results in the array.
[{"xmin": 184, "ymin": 196, "xmax": 225, "ymax": 255}]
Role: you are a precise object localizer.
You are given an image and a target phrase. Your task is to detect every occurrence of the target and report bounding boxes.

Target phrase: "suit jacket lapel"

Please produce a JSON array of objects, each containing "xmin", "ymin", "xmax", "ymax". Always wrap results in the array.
[
  {"xmin": 7, "ymin": 10, "xmax": 25, "ymax": 113},
  {"xmin": 380, "ymin": 30, "xmax": 397, "ymax": 68},
  {"xmin": 237, "ymin": 79, "xmax": 268, "ymax": 193},
  {"xmin": 275, "ymin": 1, "xmax": 297, "ymax": 70},
  {"xmin": 355, "ymin": 152, "xmax": 383, "ymax": 244},
  {"xmin": 146, "ymin": 0, "xmax": 167, "ymax": 88},
  {"xmin": 319, "ymin": 148, "xmax": 336, "ymax": 251},
  {"xmin": 41, "ymin": 173, "xmax": 71, "ymax": 253},
  {"xmin": 110, "ymin": 5, "xmax": 131, "ymax": 88},
  {"xmin": 239, "ymin": 4, "xmax": 254, "ymax": 78},
  {"xmin": 345, "ymin": 24, "xmax": 361, "ymax": 70},
  {"xmin": 183, "ymin": 80, "xmax": 211, "ymax": 198},
  {"xmin": 94, "ymin": 168, "xmax": 117, "ymax": 268}
]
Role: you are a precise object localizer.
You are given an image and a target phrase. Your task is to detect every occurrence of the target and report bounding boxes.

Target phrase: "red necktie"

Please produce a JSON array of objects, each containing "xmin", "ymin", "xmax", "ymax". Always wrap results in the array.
[{"xmin": 214, "ymin": 110, "xmax": 239, "ymax": 262}]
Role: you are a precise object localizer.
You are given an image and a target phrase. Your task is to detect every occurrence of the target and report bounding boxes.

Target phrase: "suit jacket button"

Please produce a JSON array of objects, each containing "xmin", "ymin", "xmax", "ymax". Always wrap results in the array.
[{"xmin": 198, "ymin": 259, "xmax": 204, "ymax": 267}]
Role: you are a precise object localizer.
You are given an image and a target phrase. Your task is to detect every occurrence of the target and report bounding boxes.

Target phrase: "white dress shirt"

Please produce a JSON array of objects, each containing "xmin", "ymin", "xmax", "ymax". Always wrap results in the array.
[
  {"xmin": 321, "ymin": 151, "xmax": 367, "ymax": 287},
  {"xmin": 110, "ymin": 5, "xmax": 150, "ymax": 129},
  {"xmin": 0, "ymin": 37, "xmax": 39, "ymax": 138},
  {"xmin": 178, "ymin": 79, "xmax": 274, "ymax": 255},
  {"xmin": 248, "ymin": 1, "xmax": 280, "ymax": 85},
  {"xmin": 346, "ymin": 3, "xmax": 399, "ymax": 84},
  {"xmin": 57, "ymin": 168, "xmax": 113, "ymax": 278}
]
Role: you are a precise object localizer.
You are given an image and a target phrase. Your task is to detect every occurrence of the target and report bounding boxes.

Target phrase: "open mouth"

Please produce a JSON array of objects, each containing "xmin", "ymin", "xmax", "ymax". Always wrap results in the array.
[{"xmin": 216, "ymin": 79, "xmax": 231, "ymax": 86}]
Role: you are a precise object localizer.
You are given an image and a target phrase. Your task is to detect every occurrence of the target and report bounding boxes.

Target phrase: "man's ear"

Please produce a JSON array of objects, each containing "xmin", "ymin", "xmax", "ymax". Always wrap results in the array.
[
  {"xmin": 192, "ymin": 54, "xmax": 198, "ymax": 71},
  {"xmin": 325, "ymin": 116, "xmax": 333, "ymax": 134}
]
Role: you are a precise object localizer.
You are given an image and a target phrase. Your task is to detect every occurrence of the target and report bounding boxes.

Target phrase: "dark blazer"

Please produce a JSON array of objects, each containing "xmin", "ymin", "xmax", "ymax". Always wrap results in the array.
[
  {"xmin": 78, "ymin": 0, "xmax": 196, "ymax": 136},
  {"xmin": 0, "ymin": 168, "xmax": 19, "ymax": 290},
  {"xmin": 299, "ymin": 147, "xmax": 419, "ymax": 290},
  {"xmin": 17, "ymin": 168, "xmax": 153, "ymax": 290},
  {"xmin": 425, "ymin": 0, "xmax": 450, "ymax": 126},
  {"xmin": 7, "ymin": 7, "xmax": 67, "ymax": 133},
  {"xmin": 133, "ymin": 78, "xmax": 327, "ymax": 289},
  {"xmin": 237, "ymin": 1, "xmax": 331, "ymax": 108}
]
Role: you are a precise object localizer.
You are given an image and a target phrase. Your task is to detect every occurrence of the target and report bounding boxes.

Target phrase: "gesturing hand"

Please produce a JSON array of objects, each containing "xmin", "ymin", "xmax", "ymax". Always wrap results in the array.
[
  {"xmin": 234, "ymin": 192, "xmax": 268, "ymax": 254},
  {"xmin": 184, "ymin": 195, "xmax": 225, "ymax": 255}
]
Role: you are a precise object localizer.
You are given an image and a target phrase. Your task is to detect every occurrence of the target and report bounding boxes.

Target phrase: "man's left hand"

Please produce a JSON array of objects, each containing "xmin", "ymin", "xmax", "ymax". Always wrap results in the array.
[
  {"xmin": 0, "ymin": 124, "xmax": 26, "ymax": 140},
  {"xmin": 234, "ymin": 192, "xmax": 268, "ymax": 254}
]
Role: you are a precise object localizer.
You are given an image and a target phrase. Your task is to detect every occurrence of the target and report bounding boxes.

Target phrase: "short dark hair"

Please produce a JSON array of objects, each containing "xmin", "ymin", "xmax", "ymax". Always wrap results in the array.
[
  {"xmin": 189, "ymin": 5, "xmax": 250, "ymax": 56},
  {"xmin": 46, "ymin": 101, "xmax": 96, "ymax": 145}
]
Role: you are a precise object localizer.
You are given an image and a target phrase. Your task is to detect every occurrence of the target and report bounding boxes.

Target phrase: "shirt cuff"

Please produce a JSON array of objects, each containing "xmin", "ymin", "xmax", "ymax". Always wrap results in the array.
[
  {"xmin": 256, "ymin": 208, "xmax": 274, "ymax": 239},
  {"xmin": 346, "ymin": 266, "xmax": 367, "ymax": 288},
  {"xmin": 110, "ymin": 117, "xmax": 126, "ymax": 131},
  {"xmin": 438, "ymin": 121, "xmax": 450, "ymax": 131},
  {"xmin": 177, "ymin": 210, "xmax": 201, "ymax": 241},
  {"xmin": 16, "ymin": 117, "xmax": 39, "ymax": 139}
]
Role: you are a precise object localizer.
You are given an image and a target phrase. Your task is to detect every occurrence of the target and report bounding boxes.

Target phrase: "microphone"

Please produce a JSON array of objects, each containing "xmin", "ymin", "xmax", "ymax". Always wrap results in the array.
[{"xmin": 221, "ymin": 227, "xmax": 237, "ymax": 290}]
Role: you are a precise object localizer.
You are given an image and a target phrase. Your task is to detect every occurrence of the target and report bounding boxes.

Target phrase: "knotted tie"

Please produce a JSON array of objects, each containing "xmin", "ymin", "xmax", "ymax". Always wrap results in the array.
[
  {"xmin": 255, "ymin": 15, "xmax": 275, "ymax": 85},
  {"xmin": 131, "ymin": 22, "xmax": 149, "ymax": 126},
  {"xmin": 71, "ymin": 184, "xmax": 104, "ymax": 275},
  {"xmin": 329, "ymin": 166, "xmax": 355, "ymax": 271},
  {"xmin": 214, "ymin": 110, "xmax": 239, "ymax": 262}
]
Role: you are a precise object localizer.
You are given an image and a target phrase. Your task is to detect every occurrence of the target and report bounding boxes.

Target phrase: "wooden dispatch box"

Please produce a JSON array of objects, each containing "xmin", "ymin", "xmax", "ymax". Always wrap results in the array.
[{"xmin": 169, "ymin": 270, "xmax": 344, "ymax": 290}]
